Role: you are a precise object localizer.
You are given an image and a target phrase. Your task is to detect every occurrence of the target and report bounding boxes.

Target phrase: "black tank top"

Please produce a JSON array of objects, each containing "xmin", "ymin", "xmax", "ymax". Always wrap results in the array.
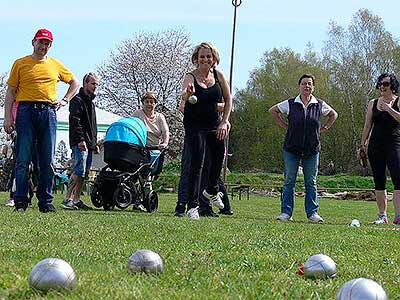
[
  {"xmin": 183, "ymin": 69, "xmax": 222, "ymax": 131},
  {"xmin": 370, "ymin": 97, "xmax": 400, "ymax": 146}
]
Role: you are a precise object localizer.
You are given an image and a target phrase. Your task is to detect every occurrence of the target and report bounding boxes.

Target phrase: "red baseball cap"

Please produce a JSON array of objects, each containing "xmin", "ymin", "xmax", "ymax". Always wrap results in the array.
[{"xmin": 33, "ymin": 28, "xmax": 53, "ymax": 41}]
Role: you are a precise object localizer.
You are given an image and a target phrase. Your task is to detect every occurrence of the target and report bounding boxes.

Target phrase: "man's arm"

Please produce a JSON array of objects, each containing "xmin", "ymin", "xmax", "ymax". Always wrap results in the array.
[
  {"xmin": 54, "ymin": 77, "xmax": 80, "ymax": 110},
  {"xmin": 3, "ymin": 85, "xmax": 16, "ymax": 134}
]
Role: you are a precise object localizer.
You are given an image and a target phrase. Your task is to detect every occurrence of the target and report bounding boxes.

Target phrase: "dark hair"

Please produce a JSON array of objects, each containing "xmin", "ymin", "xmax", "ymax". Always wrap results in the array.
[
  {"xmin": 298, "ymin": 73, "xmax": 315, "ymax": 85},
  {"xmin": 375, "ymin": 73, "xmax": 399, "ymax": 93},
  {"xmin": 83, "ymin": 72, "xmax": 98, "ymax": 84}
]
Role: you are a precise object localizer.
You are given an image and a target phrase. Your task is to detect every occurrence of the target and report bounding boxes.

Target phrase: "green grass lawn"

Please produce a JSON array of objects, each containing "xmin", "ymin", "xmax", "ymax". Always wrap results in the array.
[{"xmin": 1, "ymin": 192, "xmax": 399, "ymax": 300}]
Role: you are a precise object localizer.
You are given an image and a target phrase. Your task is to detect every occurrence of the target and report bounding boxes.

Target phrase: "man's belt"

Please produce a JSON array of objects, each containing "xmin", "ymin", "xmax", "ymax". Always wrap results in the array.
[{"xmin": 19, "ymin": 101, "xmax": 56, "ymax": 110}]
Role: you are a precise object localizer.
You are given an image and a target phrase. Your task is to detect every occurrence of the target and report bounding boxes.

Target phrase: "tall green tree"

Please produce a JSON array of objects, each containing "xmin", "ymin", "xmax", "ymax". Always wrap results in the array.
[
  {"xmin": 230, "ymin": 48, "xmax": 330, "ymax": 171},
  {"xmin": 323, "ymin": 8, "xmax": 400, "ymax": 169}
]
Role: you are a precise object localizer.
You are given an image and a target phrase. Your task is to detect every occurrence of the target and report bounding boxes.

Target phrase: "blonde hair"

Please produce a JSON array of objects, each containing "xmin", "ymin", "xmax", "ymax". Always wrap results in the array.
[
  {"xmin": 191, "ymin": 42, "xmax": 220, "ymax": 67},
  {"xmin": 141, "ymin": 91, "xmax": 158, "ymax": 103}
]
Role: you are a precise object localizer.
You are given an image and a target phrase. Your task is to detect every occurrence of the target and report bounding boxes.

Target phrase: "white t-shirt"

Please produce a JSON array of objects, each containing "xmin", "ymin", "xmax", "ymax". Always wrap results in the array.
[
  {"xmin": 131, "ymin": 109, "xmax": 169, "ymax": 147},
  {"xmin": 277, "ymin": 95, "xmax": 333, "ymax": 116}
]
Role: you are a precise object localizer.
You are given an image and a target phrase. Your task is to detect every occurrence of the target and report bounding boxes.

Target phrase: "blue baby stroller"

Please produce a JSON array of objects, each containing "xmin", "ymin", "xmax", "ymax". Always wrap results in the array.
[{"xmin": 90, "ymin": 117, "xmax": 164, "ymax": 212}]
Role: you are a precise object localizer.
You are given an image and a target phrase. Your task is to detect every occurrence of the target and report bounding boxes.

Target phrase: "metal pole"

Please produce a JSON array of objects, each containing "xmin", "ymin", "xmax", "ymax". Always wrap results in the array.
[{"xmin": 223, "ymin": 0, "xmax": 242, "ymax": 184}]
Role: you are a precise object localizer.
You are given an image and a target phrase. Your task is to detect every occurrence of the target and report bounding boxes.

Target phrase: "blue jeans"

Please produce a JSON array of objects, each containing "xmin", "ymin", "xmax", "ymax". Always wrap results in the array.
[
  {"xmin": 281, "ymin": 150, "xmax": 319, "ymax": 217},
  {"xmin": 14, "ymin": 102, "xmax": 57, "ymax": 209},
  {"xmin": 72, "ymin": 145, "xmax": 93, "ymax": 177}
]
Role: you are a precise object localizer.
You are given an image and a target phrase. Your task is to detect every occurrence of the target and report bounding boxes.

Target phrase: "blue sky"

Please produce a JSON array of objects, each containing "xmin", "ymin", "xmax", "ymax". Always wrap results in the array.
[{"xmin": 1, "ymin": 0, "xmax": 399, "ymax": 95}]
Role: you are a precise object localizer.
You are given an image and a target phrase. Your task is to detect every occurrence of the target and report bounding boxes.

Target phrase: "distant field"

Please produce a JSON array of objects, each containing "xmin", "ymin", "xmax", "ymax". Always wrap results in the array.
[{"xmin": 1, "ymin": 192, "xmax": 399, "ymax": 300}]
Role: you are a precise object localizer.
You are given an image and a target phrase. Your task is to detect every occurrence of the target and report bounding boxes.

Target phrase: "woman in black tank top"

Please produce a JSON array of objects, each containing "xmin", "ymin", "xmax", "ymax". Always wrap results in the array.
[
  {"xmin": 361, "ymin": 73, "xmax": 400, "ymax": 225},
  {"xmin": 176, "ymin": 42, "xmax": 232, "ymax": 219}
]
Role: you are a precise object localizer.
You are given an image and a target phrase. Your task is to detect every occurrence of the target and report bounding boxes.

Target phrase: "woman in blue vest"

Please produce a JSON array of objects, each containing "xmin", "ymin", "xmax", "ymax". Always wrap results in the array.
[{"xmin": 269, "ymin": 74, "xmax": 338, "ymax": 223}]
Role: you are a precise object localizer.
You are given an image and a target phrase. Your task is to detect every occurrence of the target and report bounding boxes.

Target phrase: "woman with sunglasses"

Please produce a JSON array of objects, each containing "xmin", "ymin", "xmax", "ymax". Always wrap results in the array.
[{"xmin": 361, "ymin": 73, "xmax": 400, "ymax": 225}]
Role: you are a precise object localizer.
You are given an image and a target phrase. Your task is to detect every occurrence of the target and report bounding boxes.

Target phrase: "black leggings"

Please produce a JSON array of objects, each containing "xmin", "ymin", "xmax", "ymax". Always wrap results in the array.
[{"xmin": 368, "ymin": 144, "xmax": 400, "ymax": 190}]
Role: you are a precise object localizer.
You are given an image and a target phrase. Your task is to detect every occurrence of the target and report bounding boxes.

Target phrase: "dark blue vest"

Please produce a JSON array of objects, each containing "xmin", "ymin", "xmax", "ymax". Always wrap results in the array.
[{"xmin": 283, "ymin": 97, "xmax": 322, "ymax": 157}]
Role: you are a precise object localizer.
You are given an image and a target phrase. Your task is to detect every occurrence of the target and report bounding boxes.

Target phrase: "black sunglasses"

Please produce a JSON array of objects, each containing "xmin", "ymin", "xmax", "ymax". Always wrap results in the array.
[{"xmin": 378, "ymin": 81, "xmax": 391, "ymax": 87}]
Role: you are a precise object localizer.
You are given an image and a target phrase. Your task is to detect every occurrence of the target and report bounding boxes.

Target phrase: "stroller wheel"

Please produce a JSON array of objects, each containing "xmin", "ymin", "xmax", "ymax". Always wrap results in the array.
[
  {"xmin": 144, "ymin": 190, "xmax": 158, "ymax": 213},
  {"xmin": 113, "ymin": 187, "xmax": 133, "ymax": 209},
  {"xmin": 90, "ymin": 184, "xmax": 103, "ymax": 208}
]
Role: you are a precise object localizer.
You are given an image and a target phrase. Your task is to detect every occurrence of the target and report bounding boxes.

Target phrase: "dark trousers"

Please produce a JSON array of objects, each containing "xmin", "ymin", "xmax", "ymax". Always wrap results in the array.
[{"xmin": 176, "ymin": 129, "xmax": 230, "ymax": 212}]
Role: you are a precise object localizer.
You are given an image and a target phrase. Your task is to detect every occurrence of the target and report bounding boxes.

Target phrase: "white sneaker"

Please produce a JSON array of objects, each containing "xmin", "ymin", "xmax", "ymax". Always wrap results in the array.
[
  {"xmin": 276, "ymin": 212, "xmax": 293, "ymax": 221},
  {"xmin": 202, "ymin": 190, "xmax": 224, "ymax": 209},
  {"xmin": 187, "ymin": 207, "xmax": 200, "ymax": 219},
  {"xmin": 308, "ymin": 213, "xmax": 324, "ymax": 223},
  {"xmin": 5, "ymin": 198, "xmax": 14, "ymax": 207}
]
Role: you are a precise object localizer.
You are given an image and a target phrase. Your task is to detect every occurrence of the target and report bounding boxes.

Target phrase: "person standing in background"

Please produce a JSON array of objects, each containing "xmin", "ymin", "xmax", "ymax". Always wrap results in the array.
[
  {"xmin": 361, "ymin": 73, "xmax": 400, "ymax": 225},
  {"xmin": 62, "ymin": 73, "xmax": 100, "ymax": 210},
  {"xmin": 3, "ymin": 28, "xmax": 79, "ymax": 212},
  {"xmin": 269, "ymin": 74, "xmax": 338, "ymax": 223}
]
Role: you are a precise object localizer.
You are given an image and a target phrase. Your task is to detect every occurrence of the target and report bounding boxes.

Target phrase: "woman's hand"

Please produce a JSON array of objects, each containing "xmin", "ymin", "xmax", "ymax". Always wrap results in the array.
[
  {"xmin": 378, "ymin": 100, "xmax": 392, "ymax": 112},
  {"xmin": 358, "ymin": 144, "xmax": 368, "ymax": 168},
  {"xmin": 216, "ymin": 120, "xmax": 230, "ymax": 140},
  {"xmin": 182, "ymin": 83, "xmax": 195, "ymax": 101}
]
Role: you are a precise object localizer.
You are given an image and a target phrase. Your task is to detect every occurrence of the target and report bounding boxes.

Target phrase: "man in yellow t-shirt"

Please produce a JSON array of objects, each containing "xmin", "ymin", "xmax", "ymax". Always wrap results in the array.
[{"xmin": 3, "ymin": 28, "xmax": 79, "ymax": 213}]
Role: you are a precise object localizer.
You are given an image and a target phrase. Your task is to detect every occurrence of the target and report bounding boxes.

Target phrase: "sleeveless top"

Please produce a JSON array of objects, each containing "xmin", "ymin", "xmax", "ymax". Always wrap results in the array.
[
  {"xmin": 283, "ymin": 97, "xmax": 323, "ymax": 157},
  {"xmin": 369, "ymin": 97, "xmax": 400, "ymax": 146},
  {"xmin": 183, "ymin": 69, "xmax": 222, "ymax": 131}
]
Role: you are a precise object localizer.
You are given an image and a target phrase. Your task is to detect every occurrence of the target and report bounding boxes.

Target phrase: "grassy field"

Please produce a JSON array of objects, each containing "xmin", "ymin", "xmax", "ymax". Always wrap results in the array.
[{"xmin": 1, "ymin": 192, "xmax": 400, "ymax": 300}]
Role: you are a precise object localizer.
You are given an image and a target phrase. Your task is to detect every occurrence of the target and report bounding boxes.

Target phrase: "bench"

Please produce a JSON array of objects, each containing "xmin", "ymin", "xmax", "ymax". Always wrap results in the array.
[{"xmin": 230, "ymin": 184, "xmax": 251, "ymax": 200}]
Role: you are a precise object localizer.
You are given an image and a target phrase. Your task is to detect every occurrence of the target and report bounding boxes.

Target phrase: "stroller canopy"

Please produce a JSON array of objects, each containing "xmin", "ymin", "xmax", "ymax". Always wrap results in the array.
[{"xmin": 105, "ymin": 117, "xmax": 147, "ymax": 147}]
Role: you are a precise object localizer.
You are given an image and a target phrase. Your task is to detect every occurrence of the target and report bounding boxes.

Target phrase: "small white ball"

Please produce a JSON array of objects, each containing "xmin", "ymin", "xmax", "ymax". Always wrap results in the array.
[
  {"xmin": 349, "ymin": 219, "xmax": 361, "ymax": 228},
  {"xmin": 337, "ymin": 278, "xmax": 387, "ymax": 300},
  {"xmin": 304, "ymin": 253, "xmax": 336, "ymax": 279},
  {"xmin": 29, "ymin": 258, "xmax": 76, "ymax": 293},
  {"xmin": 188, "ymin": 95, "xmax": 198, "ymax": 104},
  {"xmin": 127, "ymin": 249, "xmax": 164, "ymax": 274}
]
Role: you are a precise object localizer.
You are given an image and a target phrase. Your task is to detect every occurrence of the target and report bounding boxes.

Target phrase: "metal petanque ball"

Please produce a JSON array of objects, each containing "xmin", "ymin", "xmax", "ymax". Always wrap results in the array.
[
  {"xmin": 127, "ymin": 250, "xmax": 164, "ymax": 274},
  {"xmin": 188, "ymin": 95, "xmax": 198, "ymax": 104},
  {"xmin": 29, "ymin": 258, "xmax": 76, "ymax": 293},
  {"xmin": 337, "ymin": 278, "xmax": 387, "ymax": 300},
  {"xmin": 304, "ymin": 253, "xmax": 336, "ymax": 279}
]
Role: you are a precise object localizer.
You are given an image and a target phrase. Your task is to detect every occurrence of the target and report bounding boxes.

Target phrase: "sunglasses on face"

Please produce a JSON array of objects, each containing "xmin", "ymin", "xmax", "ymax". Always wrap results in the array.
[{"xmin": 378, "ymin": 81, "xmax": 391, "ymax": 87}]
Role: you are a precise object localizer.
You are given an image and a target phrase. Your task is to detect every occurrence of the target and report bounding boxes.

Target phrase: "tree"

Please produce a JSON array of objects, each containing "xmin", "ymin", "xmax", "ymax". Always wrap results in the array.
[
  {"xmin": 0, "ymin": 72, "xmax": 7, "ymax": 106},
  {"xmin": 323, "ymin": 8, "xmax": 400, "ymax": 168},
  {"xmin": 96, "ymin": 28, "xmax": 193, "ymax": 159},
  {"xmin": 230, "ymin": 48, "xmax": 331, "ymax": 172},
  {"xmin": 55, "ymin": 140, "xmax": 69, "ymax": 167}
]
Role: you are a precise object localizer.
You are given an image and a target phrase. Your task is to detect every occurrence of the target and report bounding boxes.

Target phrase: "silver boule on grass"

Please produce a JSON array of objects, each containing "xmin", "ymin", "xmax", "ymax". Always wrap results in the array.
[
  {"xmin": 337, "ymin": 278, "xmax": 387, "ymax": 300},
  {"xmin": 127, "ymin": 249, "xmax": 164, "ymax": 274},
  {"xmin": 29, "ymin": 258, "xmax": 76, "ymax": 293},
  {"xmin": 304, "ymin": 253, "xmax": 336, "ymax": 279},
  {"xmin": 188, "ymin": 95, "xmax": 198, "ymax": 104}
]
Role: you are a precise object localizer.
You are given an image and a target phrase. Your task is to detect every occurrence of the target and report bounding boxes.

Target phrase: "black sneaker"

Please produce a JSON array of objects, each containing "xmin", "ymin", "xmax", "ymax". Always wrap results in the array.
[
  {"xmin": 174, "ymin": 203, "xmax": 186, "ymax": 217},
  {"xmin": 61, "ymin": 199, "xmax": 77, "ymax": 210},
  {"xmin": 199, "ymin": 209, "xmax": 219, "ymax": 217},
  {"xmin": 174, "ymin": 211, "xmax": 185, "ymax": 217},
  {"xmin": 15, "ymin": 202, "xmax": 28, "ymax": 212},
  {"xmin": 73, "ymin": 200, "xmax": 92, "ymax": 210},
  {"xmin": 219, "ymin": 209, "xmax": 234, "ymax": 215},
  {"xmin": 39, "ymin": 204, "xmax": 56, "ymax": 213}
]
